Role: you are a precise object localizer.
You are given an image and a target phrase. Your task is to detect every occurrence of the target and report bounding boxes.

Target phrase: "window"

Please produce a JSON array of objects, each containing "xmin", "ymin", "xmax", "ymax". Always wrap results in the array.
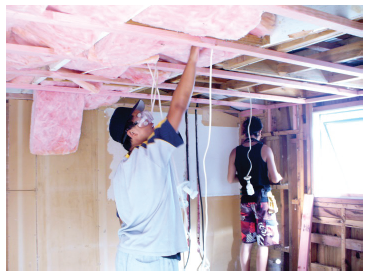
[{"xmin": 312, "ymin": 106, "xmax": 364, "ymax": 198}]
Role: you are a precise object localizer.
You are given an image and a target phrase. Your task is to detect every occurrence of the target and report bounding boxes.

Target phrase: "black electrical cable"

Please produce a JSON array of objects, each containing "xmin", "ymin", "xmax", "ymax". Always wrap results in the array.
[
  {"xmin": 184, "ymin": 110, "xmax": 191, "ymax": 269},
  {"xmin": 195, "ymin": 106, "xmax": 205, "ymax": 255}
]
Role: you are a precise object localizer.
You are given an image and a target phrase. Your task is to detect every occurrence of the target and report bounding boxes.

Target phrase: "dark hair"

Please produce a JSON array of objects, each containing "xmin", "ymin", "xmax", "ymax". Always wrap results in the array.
[
  {"xmin": 121, "ymin": 116, "xmax": 135, "ymax": 151},
  {"xmin": 242, "ymin": 116, "xmax": 263, "ymax": 137}
]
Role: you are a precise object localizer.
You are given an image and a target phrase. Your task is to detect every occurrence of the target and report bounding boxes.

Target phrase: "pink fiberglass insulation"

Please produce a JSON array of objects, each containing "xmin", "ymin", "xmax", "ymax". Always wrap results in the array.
[
  {"xmin": 30, "ymin": 90, "xmax": 85, "ymax": 155},
  {"xmin": 6, "ymin": 5, "xmax": 47, "ymax": 31},
  {"xmin": 11, "ymin": 22, "xmax": 102, "ymax": 56},
  {"xmin": 47, "ymin": 5, "xmax": 145, "ymax": 27},
  {"xmin": 159, "ymin": 42, "xmax": 238, "ymax": 68},
  {"xmin": 133, "ymin": 5, "xmax": 263, "ymax": 41},
  {"xmin": 89, "ymin": 33, "xmax": 168, "ymax": 67},
  {"xmin": 63, "ymin": 59, "xmax": 129, "ymax": 79},
  {"xmin": 119, "ymin": 67, "xmax": 174, "ymax": 85},
  {"xmin": 249, "ymin": 13, "xmax": 277, "ymax": 38},
  {"xmin": 6, "ymin": 32, "xmax": 61, "ymax": 70},
  {"xmin": 84, "ymin": 94, "xmax": 121, "ymax": 110},
  {"xmin": 39, "ymin": 80, "xmax": 122, "ymax": 110}
]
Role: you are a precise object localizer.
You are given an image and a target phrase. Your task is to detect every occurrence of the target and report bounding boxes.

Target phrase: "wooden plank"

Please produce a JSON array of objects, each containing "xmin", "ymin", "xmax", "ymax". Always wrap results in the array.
[
  {"xmin": 305, "ymin": 94, "xmax": 358, "ymax": 105},
  {"xmin": 278, "ymin": 40, "xmax": 363, "ymax": 75},
  {"xmin": 7, "ymin": 83, "xmax": 272, "ymax": 109},
  {"xmin": 304, "ymin": 104, "xmax": 312, "ymax": 194},
  {"xmin": 311, "ymin": 233, "xmax": 341, "ymax": 247},
  {"xmin": 287, "ymin": 135, "xmax": 299, "ymax": 270},
  {"xmin": 7, "ymin": 100, "xmax": 36, "ymax": 191},
  {"xmin": 345, "ymin": 209, "xmax": 363, "ymax": 221},
  {"xmin": 313, "ymin": 206, "xmax": 341, "ymax": 219},
  {"xmin": 36, "ymin": 110, "xmax": 100, "ymax": 270},
  {"xmin": 312, "ymin": 217, "xmax": 362, "ymax": 228},
  {"xmin": 96, "ymin": 108, "xmax": 120, "ymax": 270},
  {"xmin": 346, "ymin": 239, "xmax": 363, "ymax": 252},
  {"xmin": 6, "ymin": 10, "xmax": 363, "ymax": 77},
  {"xmin": 345, "ymin": 220, "xmax": 363, "ymax": 229},
  {"xmin": 341, "ymin": 208, "xmax": 346, "ymax": 271},
  {"xmin": 7, "ymin": 51, "xmax": 362, "ymax": 97},
  {"xmin": 297, "ymin": 194, "xmax": 314, "ymax": 271},
  {"xmin": 311, "ymin": 233, "xmax": 363, "ymax": 252},
  {"xmin": 222, "ymin": 29, "xmax": 343, "ymax": 69},
  {"xmin": 312, "ymin": 216, "xmax": 343, "ymax": 226},
  {"xmin": 7, "ymin": 191, "xmax": 37, "ymax": 270},
  {"xmin": 6, "ymin": 93, "xmax": 33, "ymax": 100},
  {"xmin": 260, "ymin": 5, "xmax": 363, "ymax": 37},
  {"xmin": 313, "ymin": 201, "xmax": 363, "ymax": 210},
  {"xmin": 310, "ymin": 262, "xmax": 341, "ymax": 271},
  {"xmin": 312, "ymin": 98, "xmax": 363, "ymax": 112},
  {"xmin": 314, "ymin": 197, "xmax": 363, "ymax": 205}
]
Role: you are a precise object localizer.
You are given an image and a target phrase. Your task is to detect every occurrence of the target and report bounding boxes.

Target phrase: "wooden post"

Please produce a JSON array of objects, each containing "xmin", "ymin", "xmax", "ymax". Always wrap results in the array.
[
  {"xmin": 341, "ymin": 208, "xmax": 346, "ymax": 271},
  {"xmin": 297, "ymin": 194, "xmax": 314, "ymax": 271},
  {"xmin": 304, "ymin": 104, "xmax": 313, "ymax": 194},
  {"xmin": 287, "ymin": 135, "xmax": 299, "ymax": 270}
]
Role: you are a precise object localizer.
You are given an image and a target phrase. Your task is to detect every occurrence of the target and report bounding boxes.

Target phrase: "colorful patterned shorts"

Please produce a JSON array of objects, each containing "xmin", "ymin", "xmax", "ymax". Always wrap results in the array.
[{"xmin": 240, "ymin": 201, "xmax": 279, "ymax": 247}]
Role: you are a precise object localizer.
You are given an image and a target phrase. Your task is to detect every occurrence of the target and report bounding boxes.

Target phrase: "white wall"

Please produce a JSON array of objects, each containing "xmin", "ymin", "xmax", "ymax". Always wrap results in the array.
[{"xmin": 105, "ymin": 108, "xmax": 241, "ymax": 201}]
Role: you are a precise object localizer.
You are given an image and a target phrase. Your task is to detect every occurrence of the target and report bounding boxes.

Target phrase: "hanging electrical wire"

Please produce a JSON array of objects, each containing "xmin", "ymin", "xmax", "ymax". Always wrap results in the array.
[{"xmin": 198, "ymin": 48, "xmax": 213, "ymax": 271}]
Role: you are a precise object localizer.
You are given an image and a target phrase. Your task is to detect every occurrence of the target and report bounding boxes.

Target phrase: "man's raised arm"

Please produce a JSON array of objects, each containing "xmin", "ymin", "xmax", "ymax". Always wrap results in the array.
[{"xmin": 167, "ymin": 46, "xmax": 199, "ymax": 132}]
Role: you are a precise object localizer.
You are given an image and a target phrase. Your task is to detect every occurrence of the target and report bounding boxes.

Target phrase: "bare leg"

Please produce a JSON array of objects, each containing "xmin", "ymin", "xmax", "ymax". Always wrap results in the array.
[
  {"xmin": 256, "ymin": 246, "xmax": 269, "ymax": 271},
  {"xmin": 240, "ymin": 243, "xmax": 253, "ymax": 271}
]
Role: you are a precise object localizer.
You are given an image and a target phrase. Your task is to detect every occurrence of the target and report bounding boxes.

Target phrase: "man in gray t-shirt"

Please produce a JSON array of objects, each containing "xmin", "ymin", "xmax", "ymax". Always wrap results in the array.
[{"xmin": 109, "ymin": 46, "xmax": 199, "ymax": 271}]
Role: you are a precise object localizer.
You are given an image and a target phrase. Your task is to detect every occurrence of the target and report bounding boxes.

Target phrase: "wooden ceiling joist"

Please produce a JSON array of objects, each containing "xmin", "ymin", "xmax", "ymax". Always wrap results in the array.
[
  {"xmin": 259, "ymin": 5, "xmax": 363, "ymax": 37},
  {"xmin": 221, "ymin": 29, "xmax": 344, "ymax": 70},
  {"xmin": 5, "ymin": 82, "xmax": 269, "ymax": 109},
  {"xmin": 278, "ymin": 40, "xmax": 363, "ymax": 75},
  {"xmin": 6, "ymin": 9, "xmax": 363, "ymax": 77},
  {"xmin": 7, "ymin": 61, "xmax": 361, "ymax": 98}
]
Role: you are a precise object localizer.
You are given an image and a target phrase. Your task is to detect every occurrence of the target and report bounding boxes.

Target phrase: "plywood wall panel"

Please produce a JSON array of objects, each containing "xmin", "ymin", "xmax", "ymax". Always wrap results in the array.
[
  {"xmin": 6, "ymin": 191, "xmax": 37, "ymax": 271},
  {"xmin": 7, "ymin": 100, "xmax": 36, "ymax": 191},
  {"xmin": 204, "ymin": 195, "xmax": 242, "ymax": 271},
  {"xmin": 95, "ymin": 108, "xmax": 120, "ymax": 271},
  {"xmin": 36, "ymin": 110, "xmax": 99, "ymax": 271}
]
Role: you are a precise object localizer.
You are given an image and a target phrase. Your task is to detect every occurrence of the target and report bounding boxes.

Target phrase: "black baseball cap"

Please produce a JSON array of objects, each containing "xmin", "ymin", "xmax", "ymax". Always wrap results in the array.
[{"xmin": 109, "ymin": 100, "xmax": 145, "ymax": 145}]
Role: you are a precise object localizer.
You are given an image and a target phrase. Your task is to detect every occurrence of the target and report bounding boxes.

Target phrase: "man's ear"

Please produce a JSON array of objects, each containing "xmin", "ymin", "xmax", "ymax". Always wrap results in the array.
[{"xmin": 126, "ymin": 129, "xmax": 136, "ymax": 139}]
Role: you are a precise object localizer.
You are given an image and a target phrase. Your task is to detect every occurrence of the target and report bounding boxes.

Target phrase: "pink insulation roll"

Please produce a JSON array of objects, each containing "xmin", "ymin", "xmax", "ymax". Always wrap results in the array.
[
  {"xmin": 133, "ymin": 5, "xmax": 263, "ymax": 40},
  {"xmin": 6, "ymin": 5, "xmax": 47, "ymax": 31},
  {"xmin": 63, "ymin": 59, "xmax": 129, "ymax": 79},
  {"xmin": 159, "ymin": 42, "xmax": 239, "ymax": 68},
  {"xmin": 84, "ymin": 94, "xmax": 121, "ymax": 110},
  {"xmin": 11, "ymin": 22, "xmax": 102, "ymax": 56},
  {"xmin": 47, "ymin": 5, "xmax": 145, "ymax": 27},
  {"xmin": 30, "ymin": 90, "xmax": 85, "ymax": 155},
  {"xmin": 119, "ymin": 67, "xmax": 174, "ymax": 85},
  {"xmin": 90, "ymin": 33, "xmax": 167, "ymax": 67}
]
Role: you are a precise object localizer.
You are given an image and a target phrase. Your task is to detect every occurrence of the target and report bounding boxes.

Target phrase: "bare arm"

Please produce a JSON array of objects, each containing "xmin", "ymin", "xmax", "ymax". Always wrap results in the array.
[
  {"xmin": 227, "ymin": 148, "xmax": 239, "ymax": 183},
  {"xmin": 167, "ymin": 46, "xmax": 199, "ymax": 131},
  {"xmin": 262, "ymin": 145, "xmax": 283, "ymax": 184}
]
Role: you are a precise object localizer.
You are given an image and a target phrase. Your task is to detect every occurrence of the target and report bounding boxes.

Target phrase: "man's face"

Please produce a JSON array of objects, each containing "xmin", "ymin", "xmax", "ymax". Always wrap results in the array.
[{"xmin": 127, "ymin": 110, "xmax": 154, "ymax": 145}]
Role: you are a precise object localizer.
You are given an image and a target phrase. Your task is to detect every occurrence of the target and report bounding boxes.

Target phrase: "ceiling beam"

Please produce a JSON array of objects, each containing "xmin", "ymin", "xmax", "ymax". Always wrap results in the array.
[
  {"xmin": 7, "ymin": 60, "xmax": 361, "ymax": 97},
  {"xmin": 6, "ymin": 83, "xmax": 271, "ymax": 109},
  {"xmin": 278, "ymin": 40, "xmax": 363, "ymax": 75},
  {"xmin": 221, "ymin": 29, "xmax": 343, "ymax": 69},
  {"xmin": 151, "ymin": 62, "xmax": 361, "ymax": 97},
  {"xmin": 6, "ymin": 9, "xmax": 363, "ymax": 77},
  {"xmin": 259, "ymin": 5, "xmax": 363, "ymax": 37},
  {"xmin": 6, "ymin": 76, "xmax": 304, "ymax": 104}
]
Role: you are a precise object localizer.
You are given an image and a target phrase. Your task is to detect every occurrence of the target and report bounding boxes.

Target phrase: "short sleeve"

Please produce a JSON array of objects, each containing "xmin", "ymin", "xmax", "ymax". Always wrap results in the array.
[
  {"xmin": 131, "ymin": 118, "xmax": 184, "ymax": 168},
  {"xmin": 148, "ymin": 118, "xmax": 183, "ymax": 148}
]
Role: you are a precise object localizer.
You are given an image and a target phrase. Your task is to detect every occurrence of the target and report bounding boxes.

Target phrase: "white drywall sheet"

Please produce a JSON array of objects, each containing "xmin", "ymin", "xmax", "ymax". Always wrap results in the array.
[{"xmin": 105, "ymin": 108, "xmax": 241, "ymax": 201}]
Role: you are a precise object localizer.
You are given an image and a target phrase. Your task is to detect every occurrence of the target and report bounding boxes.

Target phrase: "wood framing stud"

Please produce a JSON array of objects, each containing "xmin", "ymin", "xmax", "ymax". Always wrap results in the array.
[
  {"xmin": 297, "ymin": 194, "xmax": 314, "ymax": 271},
  {"xmin": 260, "ymin": 5, "xmax": 363, "ymax": 37}
]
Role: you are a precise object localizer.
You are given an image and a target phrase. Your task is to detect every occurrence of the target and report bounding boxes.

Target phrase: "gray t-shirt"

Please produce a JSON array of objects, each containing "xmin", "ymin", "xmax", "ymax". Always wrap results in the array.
[{"xmin": 112, "ymin": 118, "xmax": 188, "ymax": 256}]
